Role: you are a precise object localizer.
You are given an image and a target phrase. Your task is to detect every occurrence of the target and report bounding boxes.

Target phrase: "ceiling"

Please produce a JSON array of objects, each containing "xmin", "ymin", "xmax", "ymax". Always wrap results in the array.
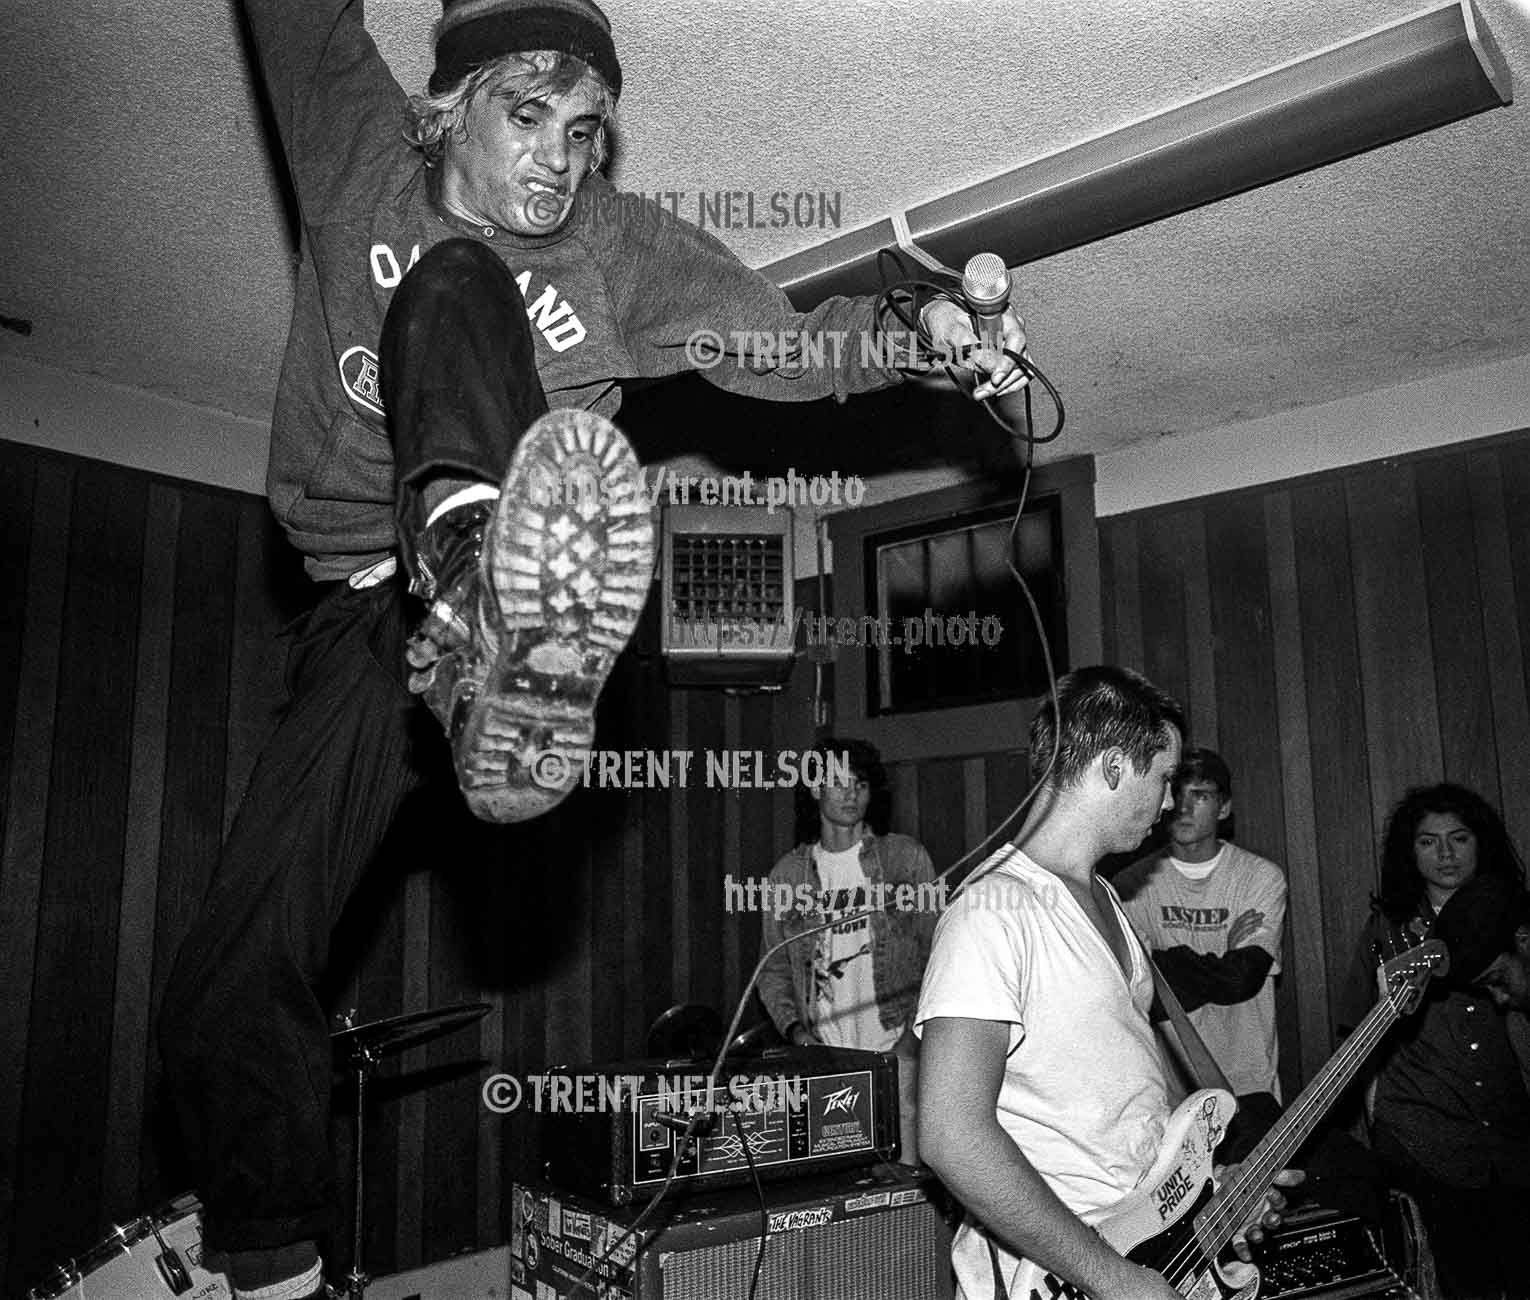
[{"xmin": 4, "ymin": 0, "xmax": 1529, "ymax": 485}]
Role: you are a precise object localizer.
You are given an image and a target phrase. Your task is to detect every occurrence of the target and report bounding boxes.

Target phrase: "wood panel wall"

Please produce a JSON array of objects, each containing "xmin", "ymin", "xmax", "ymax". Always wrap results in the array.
[
  {"xmin": 0, "ymin": 438, "xmax": 1021, "ymax": 1294},
  {"xmin": 1100, "ymin": 428, "xmax": 1530, "ymax": 1098},
  {"xmin": 0, "ymin": 444, "xmax": 307, "ymax": 1295},
  {"xmin": 11, "ymin": 426, "xmax": 1530, "ymax": 1293}
]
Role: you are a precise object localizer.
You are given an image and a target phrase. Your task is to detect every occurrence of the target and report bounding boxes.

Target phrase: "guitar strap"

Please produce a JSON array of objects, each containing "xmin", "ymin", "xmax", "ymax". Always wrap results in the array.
[
  {"xmin": 1146, "ymin": 951, "xmax": 1234, "ymax": 1094},
  {"xmin": 976, "ymin": 890, "xmax": 1234, "ymax": 1299},
  {"xmin": 1099, "ymin": 873, "xmax": 1233, "ymax": 1094},
  {"xmin": 988, "ymin": 1235, "xmax": 1009, "ymax": 1300}
]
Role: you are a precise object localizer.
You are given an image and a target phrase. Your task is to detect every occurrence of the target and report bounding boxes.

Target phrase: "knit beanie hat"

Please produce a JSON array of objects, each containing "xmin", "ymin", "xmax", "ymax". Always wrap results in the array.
[{"xmin": 430, "ymin": 0, "xmax": 622, "ymax": 97}]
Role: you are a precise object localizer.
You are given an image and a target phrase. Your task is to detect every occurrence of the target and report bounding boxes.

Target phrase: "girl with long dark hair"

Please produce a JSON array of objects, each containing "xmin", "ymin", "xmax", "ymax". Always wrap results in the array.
[{"xmin": 1357, "ymin": 783, "xmax": 1530, "ymax": 1299}]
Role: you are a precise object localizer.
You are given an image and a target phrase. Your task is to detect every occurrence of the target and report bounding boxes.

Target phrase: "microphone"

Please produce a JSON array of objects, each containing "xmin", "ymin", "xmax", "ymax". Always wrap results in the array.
[{"xmin": 960, "ymin": 252, "xmax": 1011, "ymax": 359}]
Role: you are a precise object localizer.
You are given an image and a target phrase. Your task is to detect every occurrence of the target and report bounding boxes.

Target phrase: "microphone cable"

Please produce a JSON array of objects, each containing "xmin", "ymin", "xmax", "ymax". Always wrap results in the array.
[
  {"xmin": 870, "ymin": 247, "xmax": 1065, "ymax": 449},
  {"xmin": 565, "ymin": 243, "xmax": 1068, "ymax": 1299}
]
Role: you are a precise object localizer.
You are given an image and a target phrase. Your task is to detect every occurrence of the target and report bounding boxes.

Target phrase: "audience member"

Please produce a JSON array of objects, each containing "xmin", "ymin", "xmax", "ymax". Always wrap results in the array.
[
  {"xmin": 1435, "ymin": 873, "xmax": 1530, "ymax": 1096},
  {"xmin": 1350, "ymin": 783, "xmax": 1530, "ymax": 1300},
  {"xmin": 758, "ymin": 738, "xmax": 937, "ymax": 1162},
  {"xmin": 1115, "ymin": 747, "xmax": 1287, "ymax": 1160}
]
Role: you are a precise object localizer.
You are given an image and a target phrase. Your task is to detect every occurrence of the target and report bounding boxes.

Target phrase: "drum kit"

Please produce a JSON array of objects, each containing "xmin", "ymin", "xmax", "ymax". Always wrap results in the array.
[
  {"xmin": 23, "ymin": 1192, "xmax": 224, "ymax": 1300},
  {"xmin": 27, "ymin": 1001, "xmax": 491, "ymax": 1300}
]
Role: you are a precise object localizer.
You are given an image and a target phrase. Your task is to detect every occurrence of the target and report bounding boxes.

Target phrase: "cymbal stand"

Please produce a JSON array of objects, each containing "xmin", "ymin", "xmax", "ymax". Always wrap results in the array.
[
  {"xmin": 344, "ymin": 1038, "xmax": 382, "ymax": 1300},
  {"xmin": 327, "ymin": 1000, "xmax": 490, "ymax": 1300}
]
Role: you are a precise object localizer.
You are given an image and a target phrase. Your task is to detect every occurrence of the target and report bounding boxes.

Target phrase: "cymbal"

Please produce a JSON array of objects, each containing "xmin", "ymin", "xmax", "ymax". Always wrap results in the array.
[{"xmin": 331, "ymin": 1001, "xmax": 491, "ymax": 1059}]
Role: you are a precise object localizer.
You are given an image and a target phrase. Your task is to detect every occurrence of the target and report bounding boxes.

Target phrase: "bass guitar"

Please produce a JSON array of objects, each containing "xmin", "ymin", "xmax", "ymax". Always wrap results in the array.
[{"xmin": 1010, "ymin": 940, "xmax": 1447, "ymax": 1300}]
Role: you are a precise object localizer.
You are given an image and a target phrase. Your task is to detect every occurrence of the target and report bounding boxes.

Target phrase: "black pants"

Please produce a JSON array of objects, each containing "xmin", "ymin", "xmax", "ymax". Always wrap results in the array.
[
  {"xmin": 159, "ymin": 239, "xmax": 549, "ymax": 1251},
  {"xmin": 383, "ymin": 239, "xmax": 549, "ymax": 555}
]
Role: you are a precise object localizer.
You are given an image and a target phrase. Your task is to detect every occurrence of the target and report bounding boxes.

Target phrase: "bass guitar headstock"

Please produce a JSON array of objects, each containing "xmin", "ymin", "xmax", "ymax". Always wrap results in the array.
[{"xmin": 1381, "ymin": 939, "xmax": 1449, "ymax": 1015}]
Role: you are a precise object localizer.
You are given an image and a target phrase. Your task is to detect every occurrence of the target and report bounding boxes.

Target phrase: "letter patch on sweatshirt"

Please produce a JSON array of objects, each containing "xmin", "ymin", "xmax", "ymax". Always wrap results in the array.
[{"xmin": 339, "ymin": 346, "xmax": 385, "ymax": 416}]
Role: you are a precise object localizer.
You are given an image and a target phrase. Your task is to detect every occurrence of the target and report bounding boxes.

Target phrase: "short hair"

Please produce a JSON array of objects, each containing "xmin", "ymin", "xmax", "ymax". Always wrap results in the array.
[
  {"xmin": 793, "ymin": 737, "xmax": 891, "ymax": 844},
  {"xmin": 405, "ymin": 50, "xmax": 618, "ymax": 170},
  {"xmin": 1375, "ymin": 782, "xmax": 1527, "ymax": 921},
  {"xmin": 1027, "ymin": 666, "xmax": 1186, "ymax": 790},
  {"xmin": 1176, "ymin": 747, "xmax": 1233, "ymax": 800}
]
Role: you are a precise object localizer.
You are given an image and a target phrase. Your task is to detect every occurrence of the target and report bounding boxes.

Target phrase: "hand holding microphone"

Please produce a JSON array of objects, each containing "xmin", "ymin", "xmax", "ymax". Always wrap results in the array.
[
  {"xmin": 917, "ymin": 251, "xmax": 1028, "ymax": 401},
  {"xmin": 962, "ymin": 251, "xmax": 1012, "ymax": 357}
]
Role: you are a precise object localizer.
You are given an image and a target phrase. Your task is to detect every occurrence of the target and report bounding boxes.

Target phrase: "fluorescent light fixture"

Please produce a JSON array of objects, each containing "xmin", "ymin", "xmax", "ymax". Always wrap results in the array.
[{"xmin": 768, "ymin": 0, "xmax": 1511, "ymax": 307}]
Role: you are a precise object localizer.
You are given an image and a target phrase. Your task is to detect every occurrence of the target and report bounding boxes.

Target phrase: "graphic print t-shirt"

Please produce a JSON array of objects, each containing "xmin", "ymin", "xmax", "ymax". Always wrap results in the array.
[
  {"xmin": 1118, "ymin": 843, "xmax": 1287, "ymax": 1097},
  {"xmin": 812, "ymin": 844, "xmax": 898, "ymax": 1051}
]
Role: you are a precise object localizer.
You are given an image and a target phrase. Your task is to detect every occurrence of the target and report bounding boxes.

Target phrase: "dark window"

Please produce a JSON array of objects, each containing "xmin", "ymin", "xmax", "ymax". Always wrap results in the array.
[{"xmin": 864, "ymin": 495, "xmax": 1067, "ymax": 716}]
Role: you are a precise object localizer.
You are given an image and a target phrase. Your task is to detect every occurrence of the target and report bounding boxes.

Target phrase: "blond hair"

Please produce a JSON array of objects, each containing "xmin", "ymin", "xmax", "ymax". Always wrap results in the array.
[{"xmin": 405, "ymin": 50, "xmax": 617, "ymax": 169}]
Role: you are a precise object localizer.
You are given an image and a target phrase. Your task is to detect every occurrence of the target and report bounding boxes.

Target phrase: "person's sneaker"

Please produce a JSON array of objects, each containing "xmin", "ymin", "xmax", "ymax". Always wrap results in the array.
[{"xmin": 406, "ymin": 409, "xmax": 654, "ymax": 823}]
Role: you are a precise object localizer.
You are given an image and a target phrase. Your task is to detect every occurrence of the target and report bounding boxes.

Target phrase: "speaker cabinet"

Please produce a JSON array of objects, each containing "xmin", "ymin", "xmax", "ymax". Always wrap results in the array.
[{"xmin": 511, "ymin": 1165, "xmax": 954, "ymax": 1299}]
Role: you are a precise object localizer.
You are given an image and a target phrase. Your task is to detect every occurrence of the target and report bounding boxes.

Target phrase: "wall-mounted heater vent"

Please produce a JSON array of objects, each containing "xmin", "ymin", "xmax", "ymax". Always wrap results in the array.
[{"xmin": 660, "ymin": 505, "xmax": 795, "ymax": 689}]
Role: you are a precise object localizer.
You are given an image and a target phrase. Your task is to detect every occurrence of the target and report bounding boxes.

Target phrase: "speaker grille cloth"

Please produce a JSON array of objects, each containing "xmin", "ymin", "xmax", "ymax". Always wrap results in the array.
[{"xmin": 661, "ymin": 1203, "xmax": 949, "ymax": 1299}]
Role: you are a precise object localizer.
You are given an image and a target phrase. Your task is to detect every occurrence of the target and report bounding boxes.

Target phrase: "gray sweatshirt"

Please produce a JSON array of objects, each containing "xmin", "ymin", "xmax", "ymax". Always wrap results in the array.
[{"xmin": 242, "ymin": 0, "xmax": 906, "ymax": 580}]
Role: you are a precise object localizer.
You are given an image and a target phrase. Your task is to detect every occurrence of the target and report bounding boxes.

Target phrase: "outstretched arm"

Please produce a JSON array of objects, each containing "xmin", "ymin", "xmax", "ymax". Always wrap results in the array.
[
  {"xmin": 238, "ymin": 0, "xmax": 407, "ymax": 221},
  {"xmin": 605, "ymin": 199, "xmax": 1026, "ymax": 404}
]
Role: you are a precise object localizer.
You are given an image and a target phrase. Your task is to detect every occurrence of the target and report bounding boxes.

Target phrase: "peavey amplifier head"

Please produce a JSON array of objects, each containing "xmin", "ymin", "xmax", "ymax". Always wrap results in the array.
[
  {"xmin": 511, "ymin": 1164, "xmax": 955, "ymax": 1300},
  {"xmin": 537, "ymin": 1046, "xmax": 899, "ymax": 1205}
]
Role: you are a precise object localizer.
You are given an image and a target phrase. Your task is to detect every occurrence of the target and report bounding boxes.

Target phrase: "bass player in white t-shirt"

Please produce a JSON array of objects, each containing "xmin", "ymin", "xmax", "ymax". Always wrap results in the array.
[{"xmin": 917, "ymin": 668, "xmax": 1301, "ymax": 1300}]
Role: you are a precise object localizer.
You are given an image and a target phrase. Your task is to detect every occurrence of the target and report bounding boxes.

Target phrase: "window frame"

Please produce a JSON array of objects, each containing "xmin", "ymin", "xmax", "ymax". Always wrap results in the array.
[{"xmin": 825, "ymin": 456, "xmax": 1101, "ymax": 761}]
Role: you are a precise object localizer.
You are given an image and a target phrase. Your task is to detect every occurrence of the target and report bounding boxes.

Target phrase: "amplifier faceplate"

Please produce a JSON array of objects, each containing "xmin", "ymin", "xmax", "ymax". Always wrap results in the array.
[
  {"xmin": 1258, "ymin": 1208, "xmax": 1405, "ymax": 1300},
  {"xmin": 538, "ymin": 1047, "xmax": 900, "ymax": 1205}
]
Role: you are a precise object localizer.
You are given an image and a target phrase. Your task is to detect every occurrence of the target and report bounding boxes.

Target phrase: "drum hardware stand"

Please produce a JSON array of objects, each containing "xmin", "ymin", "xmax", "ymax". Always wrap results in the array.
[
  {"xmin": 30, "ymin": 1259, "xmax": 83, "ymax": 1299},
  {"xmin": 151, "ymin": 1218, "xmax": 194, "ymax": 1295},
  {"xmin": 340, "ymin": 1020, "xmax": 382, "ymax": 1300},
  {"xmin": 331, "ymin": 1001, "xmax": 492, "ymax": 1300}
]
